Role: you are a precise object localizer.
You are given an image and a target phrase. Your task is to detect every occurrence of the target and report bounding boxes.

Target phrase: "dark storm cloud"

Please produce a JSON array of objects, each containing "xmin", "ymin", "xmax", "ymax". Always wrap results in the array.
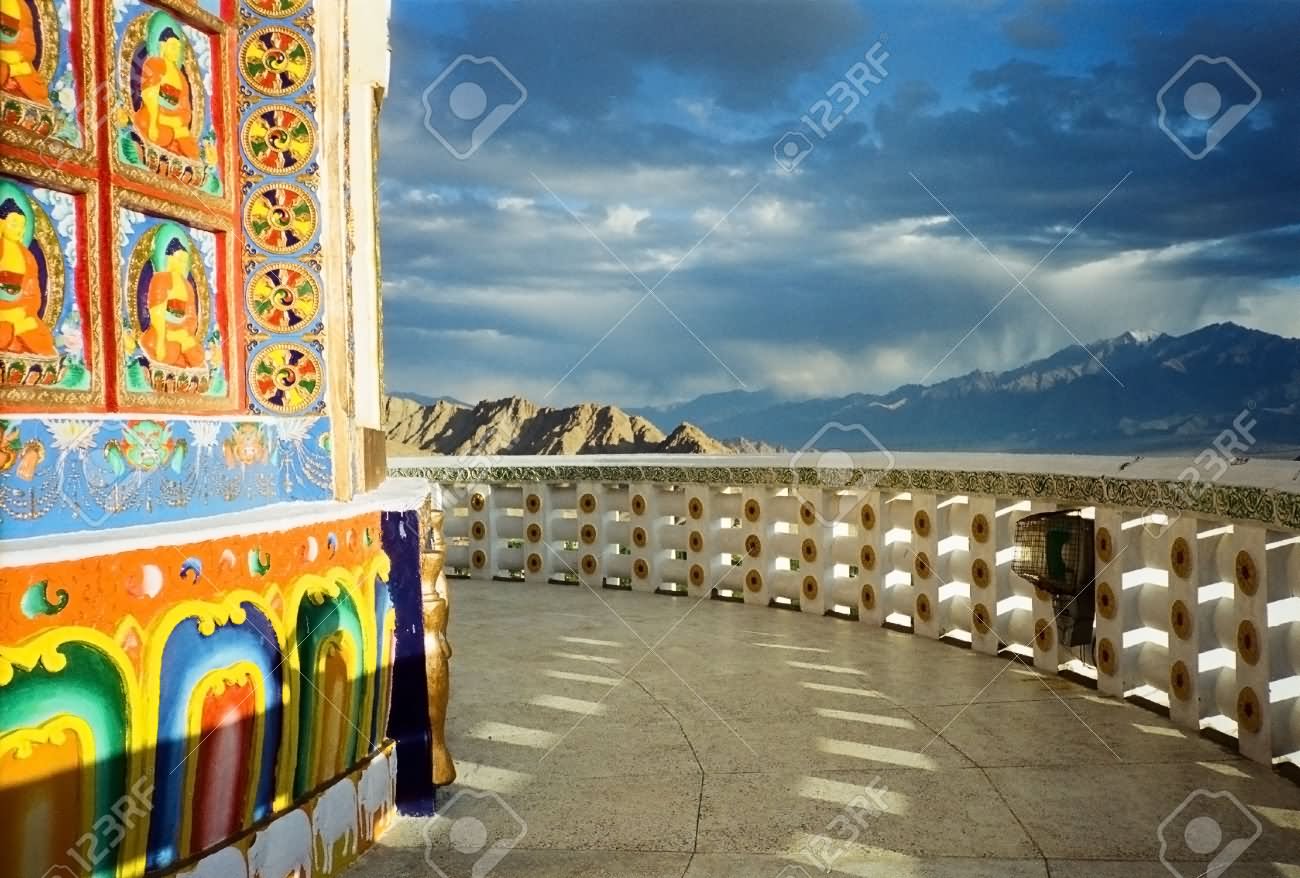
[{"xmin": 378, "ymin": 0, "xmax": 1300, "ymax": 405}]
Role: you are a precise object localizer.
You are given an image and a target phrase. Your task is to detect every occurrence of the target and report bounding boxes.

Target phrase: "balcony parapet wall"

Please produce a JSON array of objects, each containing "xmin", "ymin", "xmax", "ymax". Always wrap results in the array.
[{"xmin": 394, "ymin": 453, "xmax": 1300, "ymax": 772}]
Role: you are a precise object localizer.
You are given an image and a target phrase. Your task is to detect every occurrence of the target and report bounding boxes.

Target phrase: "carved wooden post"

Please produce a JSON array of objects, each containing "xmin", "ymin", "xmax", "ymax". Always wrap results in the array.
[{"xmin": 420, "ymin": 498, "xmax": 457, "ymax": 786}]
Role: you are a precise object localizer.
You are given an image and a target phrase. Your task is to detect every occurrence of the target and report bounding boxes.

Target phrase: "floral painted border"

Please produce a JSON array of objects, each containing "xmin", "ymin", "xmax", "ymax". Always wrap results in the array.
[{"xmin": 391, "ymin": 462, "xmax": 1300, "ymax": 532}]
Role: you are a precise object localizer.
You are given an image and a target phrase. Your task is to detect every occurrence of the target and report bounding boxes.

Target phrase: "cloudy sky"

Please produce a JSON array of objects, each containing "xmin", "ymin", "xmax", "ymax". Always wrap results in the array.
[{"xmin": 378, "ymin": 0, "xmax": 1298, "ymax": 408}]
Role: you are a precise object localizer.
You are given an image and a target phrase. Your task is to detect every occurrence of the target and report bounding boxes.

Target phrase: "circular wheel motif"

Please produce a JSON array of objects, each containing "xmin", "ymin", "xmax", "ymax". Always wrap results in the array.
[
  {"xmin": 915, "ymin": 594, "xmax": 932, "ymax": 622},
  {"xmin": 971, "ymin": 558, "xmax": 991, "ymax": 589},
  {"xmin": 470, "ymin": 521, "xmax": 486, "ymax": 540},
  {"xmin": 1096, "ymin": 581, "xmax": 1116, "ymax": 619},
  {"xmin": 581, "ymin": 555, "xmax": 598, "ymax": 575},
  {"xmin": 801, "ymin": 575, "xmax": 819, "ymax": 600},
  {"xmin": 689, "ymin": 564, "xmax": 705, "ymax": 587},
  {"xmin": 745, "ymin": 569, "xmax": 763, "ymax": 593},
  {"xmin": 913, "ymin": 551, "xmax": 932, "ymax": 579},
  {"xmin": 631, "ymin": 494, "xmax": 646, "ymax": 515},
  {"xmin": 860, "ymin": 505, "xmax": 876, "ymax": 530},
  {"xmin": 971, "ymin": 514, "xmax": 990, "ymax": 544},
  {"xmin": 860, "ymin": 583, "xmax": 876, "ymax": 610},
  {"xmin": 580, "ymin": 493, "xmax": 597, "ymax": 513},
  {"xmin": 913, "ymin": 510, "xmax": 931, "ymax": 537},
  {"xmin": 801, "ymin": 539, "xmax": 818, "ymax": 563},
  {"xmin": 1237, "ymin": 687, "xmax": 1262, "ymax": 733},
  {"xmin": 249, "ymin": 342, "xmax": 323, "ymax": 413},
  {"xmin": 243, "ymin": 104, "xmax": 316, "ymax": 174},
  {"xmin": 241, "ymin": 26, "xmax": 314, "ymax": 96},
  {"xmin": 526, "ymin": 523, "xmax": 542, "ymax": 543},
  {"xmin": 246, "ymin": 0, "xmax": 311, "ymax": 19},
  {"xmin": 859, "ymin": 545, "xmax": 876, "ymax": 571},
  {"xmin": 688, "ymin": 531, "xmax": 704, "ymax": 553},
  {"xmin": 973, "ymin": 603, "xmax": 991, "ymax": 633},
  {"xmin": 469, "ymin": 493, "xmax": 486, "ymax": 512},
  {"xmin": 526, "ymin": 553, "xmax": 542, "ymax": 574},
  {"xmin": 470, "ymin": 550, "xmax": 486, "ymax": 569},
  {"xmin": 632, "ymin": 527, "xmax": 647, "ymax": 548},
  {"xmin": 688, "ymin": 497, "xmax": 704, "ymax": 520},
  {"xmin": 246, "ymin": 262, "xmax": 320, "ymax": 333},
  {"xmin": 525, "ymin": 493, "xmax": 542, "ymax": 513},
  {"xmin": 744, "ymin": 499, "xmax": 761, "ymax": 522},
  {"xmin": 799, "ymin": 501, "xmax": 817, "ymax": 525},
  {"xmin": 245, "ymin": 183, "xmax": 318, "ymax": 254},
  {"xmin": 580, "ymin": 524, "xmax": 597, "ymax": 545},
  {"xmin": 745, "ymin": 534, "xmax": 762, "ymax": 558}
]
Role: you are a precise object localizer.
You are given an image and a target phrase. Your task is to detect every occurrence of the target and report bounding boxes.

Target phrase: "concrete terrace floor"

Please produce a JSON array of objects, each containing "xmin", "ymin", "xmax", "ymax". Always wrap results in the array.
[{"xmin": 346, "ymin": 582, "xmax": 1300, "ymax": 878}]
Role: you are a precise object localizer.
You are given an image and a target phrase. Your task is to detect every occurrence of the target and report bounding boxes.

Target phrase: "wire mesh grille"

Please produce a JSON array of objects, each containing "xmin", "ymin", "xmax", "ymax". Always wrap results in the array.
[{"xmin": 1012, "ymin": 510, "xmax": 1096, "ymax": 596}]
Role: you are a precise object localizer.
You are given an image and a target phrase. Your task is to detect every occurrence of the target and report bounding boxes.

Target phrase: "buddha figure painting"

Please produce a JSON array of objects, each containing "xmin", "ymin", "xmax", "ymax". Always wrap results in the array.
[
  {"xmin": 117, "ymin": 9, "xmax": 222, "ymax": 195},
  {"xmin": 0, "ymin": 0, "xmax": 48, "ymax": 105},
  {"xmin": 0, "ymin": 0, "xmax": 73, "ymax": 141},
  {"xmin": 0, "ymin": 180, "xmax": 71, "ymax": 388},
  {"xmin": 127, "ymin": 220, "xmax": 221, "ymax": 396}
]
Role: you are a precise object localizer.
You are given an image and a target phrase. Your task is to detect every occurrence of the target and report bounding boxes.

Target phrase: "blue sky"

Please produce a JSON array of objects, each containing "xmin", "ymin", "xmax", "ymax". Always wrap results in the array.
[{"xmin": 378, "ymin": 0, "xmax": 1298, "ymax": 407}]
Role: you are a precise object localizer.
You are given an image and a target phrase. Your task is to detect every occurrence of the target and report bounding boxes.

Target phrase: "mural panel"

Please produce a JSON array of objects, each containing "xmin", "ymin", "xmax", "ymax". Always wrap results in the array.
[
  {"xmin": 114, "ymin": 204, "xmax": 236, "ymax": 410},
  {"xmin": 0, "ymin": 512, "xmax": 403, "ymax": 877},
  {"xmin": 0, "ymin": 416, "xmax": 332, "ymax": 538},
  {"xmin": 109, "ymin": 0, "xmax": 225, "ymax": 200},
  {"xmin": 0, "ymin": 0, "xmax": 93, "ymax": 157},
  {"xmin": 0, "ymin": 170, "xmax": 102, "ymax": 408}
]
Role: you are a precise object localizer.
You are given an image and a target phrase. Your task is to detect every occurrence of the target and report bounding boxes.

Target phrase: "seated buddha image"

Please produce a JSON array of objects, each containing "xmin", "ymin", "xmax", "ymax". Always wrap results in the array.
[
  {"xmin": 0, "ymin": 191, "xmax": 57, "ymax": 360},
  {"xmin": 131, "ymin": 14, "xmax": 201, "ymax": 160},
  {"xmin": 0, "ymin": 0, "xmax": 50, "ymax": 105},
  {"xmin": 138, "ymin": 226, "xmax": 205, "ymax": 371}
]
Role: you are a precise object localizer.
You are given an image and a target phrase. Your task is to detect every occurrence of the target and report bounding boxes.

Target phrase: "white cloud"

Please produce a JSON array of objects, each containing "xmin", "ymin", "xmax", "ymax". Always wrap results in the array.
[{"xmin": 601, "ymin": 204, "xmax": 651, "ymax": 237}]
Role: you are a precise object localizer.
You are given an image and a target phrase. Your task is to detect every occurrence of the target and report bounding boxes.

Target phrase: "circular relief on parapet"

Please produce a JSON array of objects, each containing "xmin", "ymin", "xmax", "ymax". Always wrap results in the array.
[
  {"xmin": 744, "ymin": 498, "xmax": 761, "ymax": 522},
  {"xmin": 633, "ymin": 558, "xmax": 649, "ymax": 580},
  {"xmin": 248, "ymin": 342, "xmax": 323, "ymax": 413},
  {"xmin": 470, "ymin": 521, "xmax": 487, "ymax": 540},
  {"xmin": 631, "ymin": 494, "xmax": 647, "ymax": 515},
  {"xmin": 580, "ymin": 524, "xmax": 597, "ymax": 545},
  {"xmin": 525, "ymin": 493, "xmax": 542, "ymax": 514},
  {"xmin": 1096, "ymin": 527, "xmax": 1114, "ymax": 563},
  {"xmin": 1097, "ymin": 638, "xmax": 1117, "ymax": 676},
  {"xmin": 860, "ymin": 545, "xmax": 877, "ymax": 571},
  {"xmin": 973, "ymin": 603, "xmax": 991, "ymax": 634},
  {"xmin": 915, "ymin": 593, "xmax": 932, "ymax": 622},
  {"xmin": 1170, "ymin": 600, "xmax": 1193, "ymax": 641},
  {"xmin": 745, "ymin": 534, "xmax": 762, "ymax": 558},
  {"xmin": 1235, "ymin": 550, "xmax": 1258, "ymax": 596},
  {"xmin": 860, "ymin": 504, "xmax": 876, "ymax": 530},
  {"xmin": 526, "ymin": 523, "xmax": 542, "ymax": 543},
  {"xmin": 1096, "ymin": 581, "xmax": 1116, "ymax": 620},
  {"xmin": 581, "ymin": 554, "xmax": 598, "ymax": 575},
  {"xmin": 971, "ymin": 513, "xmax": 991, "ymax": 544},
  {"xmin": 799, "ymin": 501, "xmax": 817, "ymax": 526},
  {"xmin": 688, "ymin": 497, "xmax": 704, "ymax": 520},
  {"xmin": 689, "ymin": 530, "xmax": 704, "ymax": 553},
  {"xmin": 469, "ymin": 493, "xmax": 486, "ymax": 512},
  {"xmin": 802, "ymin": 575, "xmax": 819, "ymax": 600},
  {"xmin": 632, "ymin": 527, "xmax": 648, "ymax": 548},
  {"xmin": 801, "ymin": 539, "xmax": 818, "ymax": 563},
  {"xmin": 1237, "ymin": 620, "xmax": 1260, "ymax": 665},
  {"xmin": 1034, "ymin": 619, "xmax": 1054, "ymax": 651},
  {"xmin": 1170, "ymin": 537, "xmax": 1193, "ymax": 579},
  {"xmin": 246, "ymin": 262, "xmax": 321, "ymax": 333},
  {"xmin": 860, "ymin": 582, "xmax": 877, "ymax": 610},
  {"xmin": 580, "ymin": 493, "xmax": 597, "ymax": 514},
  {"xmin": 1237, "ymin": 686, "xmax": 1262, "ymax": 734},
  {"xmin": 525, "ymin": 553, "xmax": 543, "ymax": 574},
  {"xmin": 470, "ymin": 550, "xmax": 487, "ymax": 570},
  {"xmin": 242, "ymin": 103, "xmax": 316, "ymax": 175},
  {"xmin": 689, "ymin": 564, "xmax": 705, "ymax": 587},
  {"xmin": 245, "ymin": 183, "xmax": 318, "ymax": 254},
  {"xmin": 1170, "ymin": 661, "xmax": 1192, "ymax": 701},
  {"xmin": 913, "ymin": 551, "xmax": 932, "ymax": 580},
  {"xmin": 745, "ymin": 569, "xmax": 763, "ymax": 593},
  {"xmin": 913, "ymin": 509, "xmax": 932, "ymax": 538},
  {"xmin": 971, "ymin": 558, "xmax": 991, "ymax": 589},
  {"xmin": 240, "ymin": 25, "xmax": 314, "ymax": 97}
]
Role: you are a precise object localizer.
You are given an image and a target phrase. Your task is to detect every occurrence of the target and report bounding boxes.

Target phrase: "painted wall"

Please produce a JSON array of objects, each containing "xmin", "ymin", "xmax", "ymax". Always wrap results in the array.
[{"xmin": 0, "ymin": 509, "xmax": 427, "ymax": 878}]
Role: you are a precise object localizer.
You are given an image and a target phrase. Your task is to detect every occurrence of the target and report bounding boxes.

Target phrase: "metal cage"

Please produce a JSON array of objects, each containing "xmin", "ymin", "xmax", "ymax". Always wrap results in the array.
[{"xmin": 1012, "ymin": 510, "xmax": 1096, "ymax": 648}]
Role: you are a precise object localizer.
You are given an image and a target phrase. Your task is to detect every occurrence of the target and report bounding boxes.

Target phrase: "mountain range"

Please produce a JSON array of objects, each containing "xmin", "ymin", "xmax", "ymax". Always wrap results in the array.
[
  {"xmin": 633, "ymin": 323, "xmax": 1300, "ymax": 455},
  {"xmin": 383, "ymin": 395, "xmax": 782, "ymax": 455},
  {"xmin": 388, "ymin": 323, "xmax": 1300, "ymax": 457}
]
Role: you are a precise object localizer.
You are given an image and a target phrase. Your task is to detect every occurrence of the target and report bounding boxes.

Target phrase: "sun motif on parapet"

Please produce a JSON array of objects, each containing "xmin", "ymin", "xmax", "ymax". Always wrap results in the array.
[
  {"xmin": 242, "ymin": 103, "xmax": 315, "ymax": 175},
  {"xmin": 244, "ymin": 183, "xmax": 317, "ymax": 254}
]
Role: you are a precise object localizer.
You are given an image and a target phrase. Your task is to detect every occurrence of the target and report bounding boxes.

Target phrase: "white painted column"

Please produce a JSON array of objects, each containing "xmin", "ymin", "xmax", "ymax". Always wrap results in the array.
[
  {"xmin": 910, "ymin": 492, "xmax": 941, "ymax": 639},
  {"xmin": 967, "ymin": 496, "xmax": 999, "ymax": 655}
]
